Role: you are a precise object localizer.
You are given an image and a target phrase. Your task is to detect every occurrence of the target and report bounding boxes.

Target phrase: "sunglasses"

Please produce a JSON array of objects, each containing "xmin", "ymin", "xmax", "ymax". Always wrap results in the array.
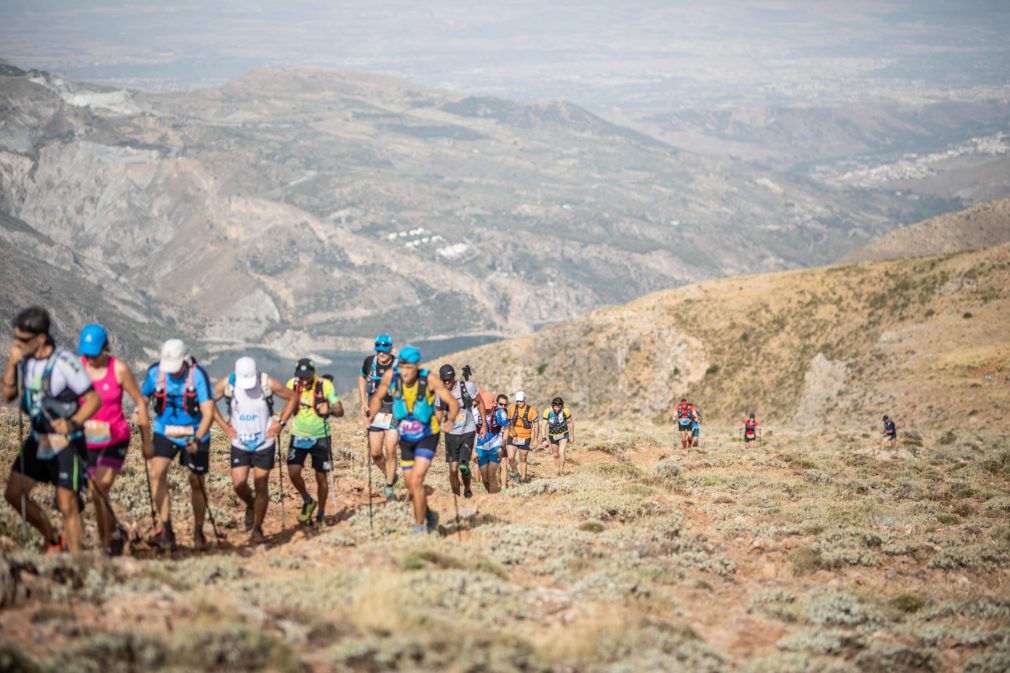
[
  {"xmin": 13, "ymin": 331, "xmax": 40, "ymax": 344},
  {"xmin": 497, "ymin": 402, "xmax": 507, "ymax": 407}
]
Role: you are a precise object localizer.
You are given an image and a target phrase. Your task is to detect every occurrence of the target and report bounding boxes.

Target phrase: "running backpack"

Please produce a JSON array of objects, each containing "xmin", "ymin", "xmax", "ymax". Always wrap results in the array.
[
  {"xmin": 744, "ymin": 420, "xmax": 758, "ymax": 436},
  {"xmin": 547, "ymin": 408, "xmax": 569, "ymax": 435},
  {"xmin": 511, "ymin": 404, "xmax": 533, "ymax": 429},
  {"xmin": 294, "ymin": 377, "xmax": 330, "ymax": 419},
  {"xmin": 488, "ymin": 408, "xmax": 506, "ymax": 435},
  {"xmin": 22, "ymin": 351, "xmax": 81, "ymax": 433},
  {"xmin": 365, "ymin": 354, "xmax": 397, "ymax": 396},
  {"xmin": 676, "ymin": 403, "xmax": 694, "ymax": 422},
  {"xmin": 150, "ymin": 359, "xmax": 205, "ymax": 417},
  {"xmin": 390, "ymin": 369, "xmax": 434, "ymax": 423},
  {"xmin": 224, "ymin": 372, "xmax": 274, "ymax": 418}
]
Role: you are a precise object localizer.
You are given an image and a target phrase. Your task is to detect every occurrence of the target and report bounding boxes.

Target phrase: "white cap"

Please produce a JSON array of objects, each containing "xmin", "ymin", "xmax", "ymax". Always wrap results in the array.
[
  {"xmin": 235, "ymin": 356, "xmax": 258, "ymax": 390},
  {"xmin": 515, "ymin": 390, "xmax": 526, "ymax": 402},
  {"xmin": 159, "ymin": 339, "xmax": 188, "ymax": 374}
]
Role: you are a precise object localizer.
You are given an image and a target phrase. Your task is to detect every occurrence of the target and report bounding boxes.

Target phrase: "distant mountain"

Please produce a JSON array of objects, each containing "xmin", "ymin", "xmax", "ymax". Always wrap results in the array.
[
  {"xmin": 441, "ymin": 243, "xmax": 1010, "ymax": 433},
  {"xmin": 0, "ymin": 63, "xmax": 983, "ymax": 374},
  {"xmin": 840, "ymin": 198, "xmax": 1010, "ymax": 263}
]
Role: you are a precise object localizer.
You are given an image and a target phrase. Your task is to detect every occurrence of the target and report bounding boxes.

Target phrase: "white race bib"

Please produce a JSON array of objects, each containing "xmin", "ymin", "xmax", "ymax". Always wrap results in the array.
[
  {"xmin": 165, "ymin": 424, "xmax": 195, "ymax": 439},
  {"xmin": 38, "ymin": 434, "xmax": 70, "ymax": 459},
  {"xmin": 84, "ymin": 420, "xmax": 111, "ymax": 445},
  {"xmin": 371, "ymin": 412, "xmax": 393, "ymax": 430}
]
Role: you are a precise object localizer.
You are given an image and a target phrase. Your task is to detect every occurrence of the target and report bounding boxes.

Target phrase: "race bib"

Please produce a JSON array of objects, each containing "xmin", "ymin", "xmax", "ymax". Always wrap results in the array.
[
  {"xmin": 453, "ymin": 415, "xmax": 467, "ymax": 429},
  {"xmin": 293, "ymin": 436, "xmax": 317, "ymax": 449},
  {"xmin": 239, "ymin": 432, "xmax": 264, "ymax": 452},
  {"xmin": 38, "ymin": 434, "xmax": 70, "ymax": 460},
  {"xmin": 84, "ymin": 420, "xmax": 112, "ymax": 445},
  {"xmin": 398, "ymin": 419, "xmax": 425, "ymax": 440},
  {"xmin": 371, "ymin": 412, "xmax": 393, "ymax": 430},
  {"xmin": 165, "ymin": 424, "xmax": 195, "ymax": 439}
]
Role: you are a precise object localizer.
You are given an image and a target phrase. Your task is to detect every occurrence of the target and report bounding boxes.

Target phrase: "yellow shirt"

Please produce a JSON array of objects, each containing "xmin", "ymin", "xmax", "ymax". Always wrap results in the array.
[{"xmin": 285, "ymin": 376, "xmax": 340, "ymax": 438}]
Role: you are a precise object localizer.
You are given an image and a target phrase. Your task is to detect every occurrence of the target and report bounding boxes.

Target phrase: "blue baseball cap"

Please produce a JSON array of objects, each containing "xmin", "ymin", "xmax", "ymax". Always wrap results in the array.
[
  {"xmin": 375, "ymin": 333, "xmax": 393, "ymax": 353},
  {"xmin": 398, "ymin": 345, "xmax": 421, "ymax": 364},
  {"xmin": 77, "ymin": 323, "xmax": 108, "ymax": 357}
]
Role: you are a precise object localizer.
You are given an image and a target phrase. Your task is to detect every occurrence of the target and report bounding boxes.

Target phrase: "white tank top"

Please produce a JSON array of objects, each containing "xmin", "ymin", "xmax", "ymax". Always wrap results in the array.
[{"xmin": 230, "ymin": 385, "xmax": 275, "ymax": 452}]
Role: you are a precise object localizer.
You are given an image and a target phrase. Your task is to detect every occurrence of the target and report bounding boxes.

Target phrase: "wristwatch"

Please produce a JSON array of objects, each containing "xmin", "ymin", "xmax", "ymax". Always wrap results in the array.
[{"xmin": 278, "ymin": 419, "xmax": 287, "ymax": 429}]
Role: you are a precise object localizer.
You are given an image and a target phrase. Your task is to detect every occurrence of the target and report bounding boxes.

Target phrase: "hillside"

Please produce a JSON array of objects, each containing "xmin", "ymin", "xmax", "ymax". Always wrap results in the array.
[
  {"xmin": 441, "ymin": 244, "xmax": 1010, "ymax": 434},
  {"xmin": 840, "ymin": 198, "xmax": 1010, "ymax": 264},
  {"xmin": 0, "ymin": 63, "xmax": 974, "ymax": 372}
]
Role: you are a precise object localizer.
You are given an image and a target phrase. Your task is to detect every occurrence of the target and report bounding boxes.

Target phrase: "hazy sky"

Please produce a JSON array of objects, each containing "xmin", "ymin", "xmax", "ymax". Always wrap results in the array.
[{"xmin": 2, "ymin": 1, "xmax": 1009, "ymax": 110}]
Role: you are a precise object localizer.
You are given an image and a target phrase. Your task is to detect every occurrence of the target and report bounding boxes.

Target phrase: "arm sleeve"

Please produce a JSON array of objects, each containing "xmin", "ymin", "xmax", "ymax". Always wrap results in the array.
[{"xmin": 59, "ymin": 355, "xmax": 95, "ymax": 397}]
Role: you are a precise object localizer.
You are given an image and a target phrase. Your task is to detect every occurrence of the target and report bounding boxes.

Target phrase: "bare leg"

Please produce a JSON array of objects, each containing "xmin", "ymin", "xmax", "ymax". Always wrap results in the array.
[
  {"xmin": 368, "ymin": 431, "xmax": 387, "ymax": 480},
  {"xmin": 56, "ymin": 487, "xmax": 84, "ymax": 553},
  {"xmin": 449, "ymin": 462, "xmax": 461, "ymax": 495},
  {"xmin": 231, "ymin": 465, "xmax": 253, "ymax": 508},
  {"xmin": 252, "ymin": 468, "xmax": 270, "ymax": 530},
  {"xmin": 90, "ymin": 466, "xmax": 118, "ymax": 548},
  {"xmin": 408, "ymin": 458, "xmax": 432, "ymax": 525},
  {"xmin": 187, "ymin": 471, "xmax": 207, "ymax": 532},
  {"xmin": 550, "ymin": 442, "xmax": 561, "ymax": 476},
  {"xmin": 315, "ymin": 471, "xmax": 328, "ymax": 517},
  {"xmin": 383, "ymin": 431, "xmax": 399, "ymax": 485},
  {"xmin": 5, "ymin": 474, "xmax": 57, "ymax": 542},
  {"xmin": 288, "ymin": 464, "xmax": 310, "ymax": 501},
  {"xmin": 519, "ymin": 449, "xmax": 530, "ymax": 481},
  {"xmin": 149, "ymin": 456, "xmax": 173, "ymax": 524},
  {"xmin": 557, "ymin": 438, "xmax": 568, "ymax": 476}
]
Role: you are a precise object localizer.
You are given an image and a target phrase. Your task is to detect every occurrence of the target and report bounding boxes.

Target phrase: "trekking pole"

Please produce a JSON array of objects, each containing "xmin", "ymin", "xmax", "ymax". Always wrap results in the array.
[
  {"xmin": 15, "ymin": 370, "xmax": 28, "ymax": 546},
  {"xmin": 327, "ymin": 444, "xmax": 339, "ymax": 524},
  {"xmin": 366, "ymin": 441, "xmax": 374, "ymax": 535},
  {"xmin": 276, "ymin": 433, "xmax": 286, "ymax": 529},
  {"xmin": 143, "ymin": 450, "xmax": 159, "ymax": 532},
  {"xmin": 197, "ymin": 473, "xmax": 223, "ymax": 546}
]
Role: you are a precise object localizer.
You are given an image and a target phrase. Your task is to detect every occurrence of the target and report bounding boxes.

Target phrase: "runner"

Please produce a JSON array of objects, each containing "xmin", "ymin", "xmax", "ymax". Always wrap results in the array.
[
  {"xmin": 77, "ymin": 323, "xmax": 151, "ymax": 556},
  {"xmin": 541, "ymin": 397, "xmax": 574, "ymax": 477},
  {"xmin": 357, "ymin": 334, "xmax": 399, "ymax": 500},
  {"xmin": 2, "ymin": 307, "xmax": 101, "ymax": 553},
  {"xmin": 675, "ymin": 398, "xmax": 695, "ymax": 449},
  {"xmin": 504, "ymin": 391, "xmax": 539, "ymax": 486},
  {"xmin": 690, "ymin": 404, "xmax": 702, "ymax": 448},
  {"xmin": 366, "ymin": 346, "xmax": 459, "ymax": 534},
  {"xmin": 277, "ymin": 358, "xmax": 343, "ymax": 527},
  {"xmin": 880, "ymin": 415, "xmax": 897, "ymax": 452},
  {"xmin": 742, "ymin": 413, "xmax": 760, "ymax": 444},
  {"xmin": 141, "ymin": 339, "xmax": 216, "ymax": 550},
  {"xmin": 436, "ymin": 364, "xmax": 486, "ymax": 499},
  {"xmin": 473, "ymin": 393, "xmax": 509, "ymax": 494},
  {"xmin": 212, "ymin": 357, "xmax": 293, "ymax": 544}
]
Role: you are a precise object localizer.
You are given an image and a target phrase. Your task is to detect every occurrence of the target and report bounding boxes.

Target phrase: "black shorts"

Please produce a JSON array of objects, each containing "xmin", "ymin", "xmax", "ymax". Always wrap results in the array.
[
  {"xmin": 400, "ymin": 434, "xmax": 438, "ymax": 468},
  {"xmin": 10, "ymin": 435, "xmax": 87, "ymax": 492},
  {"xmin": 85, "ymin": 439, "xmax": 130, "ymax": 475},
  {"xmin": 231, "ymin": 447, "xmax": 276, "ymax": 471},
  {"xmin": 444, "ymin": 431, "xmax": 476, "ymax": 463},
  {"xmin": 744, "ymin": 435, "xmax": 757, "ymax": 443},
  {"xmin": 153, "ymin": 433, "xmax": 211, "ymax": 474},
  {"xmin": 678, "ymin": 423, "xmax": 692, "ymax": 433},
  {"xmin": 286, "ymin": 436, "xmax": 332, "ymax": 472},
  {"xmin": 508, "ymin": 437, "xmax": 532, "ymax": 451}
]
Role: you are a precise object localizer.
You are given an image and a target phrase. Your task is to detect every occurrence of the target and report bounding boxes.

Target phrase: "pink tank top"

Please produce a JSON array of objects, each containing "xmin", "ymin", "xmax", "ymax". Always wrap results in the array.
[{"xmin": 82, "ymin": 355, "xmax": 131, "ymax": 449}]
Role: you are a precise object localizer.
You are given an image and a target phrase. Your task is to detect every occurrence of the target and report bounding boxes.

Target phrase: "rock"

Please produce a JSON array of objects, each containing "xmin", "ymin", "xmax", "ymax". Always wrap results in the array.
[{"xmin": 760, "ymin": 563, "xmax": 777, "ymax": 579}]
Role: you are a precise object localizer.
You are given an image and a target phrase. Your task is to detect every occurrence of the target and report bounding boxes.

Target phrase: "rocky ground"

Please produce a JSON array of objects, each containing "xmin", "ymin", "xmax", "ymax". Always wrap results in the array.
[{"xmin": 0, "ymin": 412, "xmax": 1007, "ymax": 672}]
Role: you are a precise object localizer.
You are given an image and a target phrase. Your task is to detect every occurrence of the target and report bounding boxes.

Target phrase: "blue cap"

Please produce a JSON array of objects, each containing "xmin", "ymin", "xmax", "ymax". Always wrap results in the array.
[
  {"xmin": 375, "ymin": 333, "xmax": 393, "ymax": 353},
  {"xmin": 78, "ymin": 323, "xmax": 108, "ymax": 357},
  {"xmin": 398, "ymin": 345, "xmax": 421, "ymax": 364}
]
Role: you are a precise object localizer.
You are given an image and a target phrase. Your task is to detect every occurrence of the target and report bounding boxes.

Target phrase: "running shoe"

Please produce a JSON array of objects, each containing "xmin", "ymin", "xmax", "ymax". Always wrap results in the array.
[
  {"xmin": 43, "ymin": 535, "xmax": 65, "ymax": 555},
  {"xmin": 384, "ymin": 485, "xmax": 395, "ymax": 501},
  {"xmin": 425, "ymin": 508, "xmax": 439, "ymax": 531},
  {"xmin": 193, "ymin": 529, "xmax": 210, "ymax": 551},
  {"xmin": 251, "ymin": 527, "xmax": 266, "ymax": 545},
  {"xmin": 411, "ymin": 524, "xmax": 427, "ymax": 535},
  {"xmin": 147, "ymin": 524, "xmax": 176, "ymax": 550},
  {"xmin": 298, "ymin": 498, "xmax": 317, "ymax": 524},
  {"xmin": 464, "ymin": 488, "xmax": 473, "ymax": 498}
]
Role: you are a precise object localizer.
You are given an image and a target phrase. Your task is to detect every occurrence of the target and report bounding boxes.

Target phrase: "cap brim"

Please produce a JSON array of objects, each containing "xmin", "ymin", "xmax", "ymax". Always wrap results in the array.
[
  {"xmin": 236, "ymin": 375, "xmax": 258, "ymax": 389},
  {"xmin": 78, "ymin": 343, "xmax": 103, "ymax": 357},
  {"xmin": 375, "ymin": 345, "xmax": 391, "ymax": 353},
  {"xmin": 160, "ymin": 357, "xmax": 184, "ymax": 374}
]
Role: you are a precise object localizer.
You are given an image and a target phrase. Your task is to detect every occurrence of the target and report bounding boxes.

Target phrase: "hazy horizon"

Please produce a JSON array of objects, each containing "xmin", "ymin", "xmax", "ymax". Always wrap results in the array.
[{"xmin": 2, "ymin": 1, "xmax": 1009, "ymax": 113}]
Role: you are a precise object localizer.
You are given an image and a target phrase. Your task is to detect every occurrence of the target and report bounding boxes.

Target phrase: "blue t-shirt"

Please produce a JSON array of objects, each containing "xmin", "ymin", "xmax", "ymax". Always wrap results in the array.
[
  {"xmin": 883, "ymin": 420, "xmax": 896, "ymax": 437},
  {"xmin": 141, "ymin": 364, "xmax": 212, "ymax": 444}
]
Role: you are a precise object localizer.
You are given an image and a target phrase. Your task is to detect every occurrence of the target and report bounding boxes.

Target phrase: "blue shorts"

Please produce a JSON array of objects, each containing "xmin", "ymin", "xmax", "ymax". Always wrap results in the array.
[
  {"xmin": 476, "ymin": 447, "xmax": 501, "ymax": 467},
  {"xmin": 692, "ymin": 426, "xmax": 700, "ymax": 437},
  {"xmin": 549, "ymin": 433, "xmax": 569, "ymax": 444}
]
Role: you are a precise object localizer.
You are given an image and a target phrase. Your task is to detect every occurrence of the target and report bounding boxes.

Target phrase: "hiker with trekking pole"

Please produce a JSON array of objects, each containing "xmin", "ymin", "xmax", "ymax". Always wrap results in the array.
[
  {"xmin": 2, "ymin": 307, "xmax": 102, "ymax": 554},
  {"xmin": 140, "ymin": 339, "xmax": 218, "ymax": 551},
  {"xmin": 212, "ymin": 357, "xmax": 294, "ymax": 544},
  {"xmin": 77, "ymin": 323, "xmax": 151, "ymax": 556},
  {"xmin": 276, "ymin": 359, "xmax": 343, "ymax": 527}
]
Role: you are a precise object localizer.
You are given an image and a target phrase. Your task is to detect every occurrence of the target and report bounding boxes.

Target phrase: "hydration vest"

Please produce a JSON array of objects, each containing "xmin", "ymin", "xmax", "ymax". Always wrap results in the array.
[
  {"xmin": 546, "ymin": 408, "xmax": 569, "ymax": 435},
  {"xmin": 366, "ymin": 354, "xmax": 397, "ymax": 397},
  {"xmin": 390, "ymin": 369, "xmax": 434, "ymax": 424},
  {"xmin": 151, "ymin": 360, "xmax": 203, "ymax": 417},
  {"xmin": 295, "ymin": 377, "xmax": 330, "ymax": 419},
  {"xmin": 22, "ymin": 351, "xmax": 81, "ymax": 434},
  {"xmin": 487, "ymin": 408, "xmax": 506, "ymax": 435},
  {"xmin": 744, "ymin": 420, "xmax": 758, "ymax": 437},
  {"xmin": 224, "ymin": 372, "xmax": 274, "ymax": 419},
  {"xmin": 511, "ymin": 404, "xmax": 533, "ymax": 429},
  {"xmin": 676, "ymin": 403, "xmax": 694, "ymax": 423}
]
